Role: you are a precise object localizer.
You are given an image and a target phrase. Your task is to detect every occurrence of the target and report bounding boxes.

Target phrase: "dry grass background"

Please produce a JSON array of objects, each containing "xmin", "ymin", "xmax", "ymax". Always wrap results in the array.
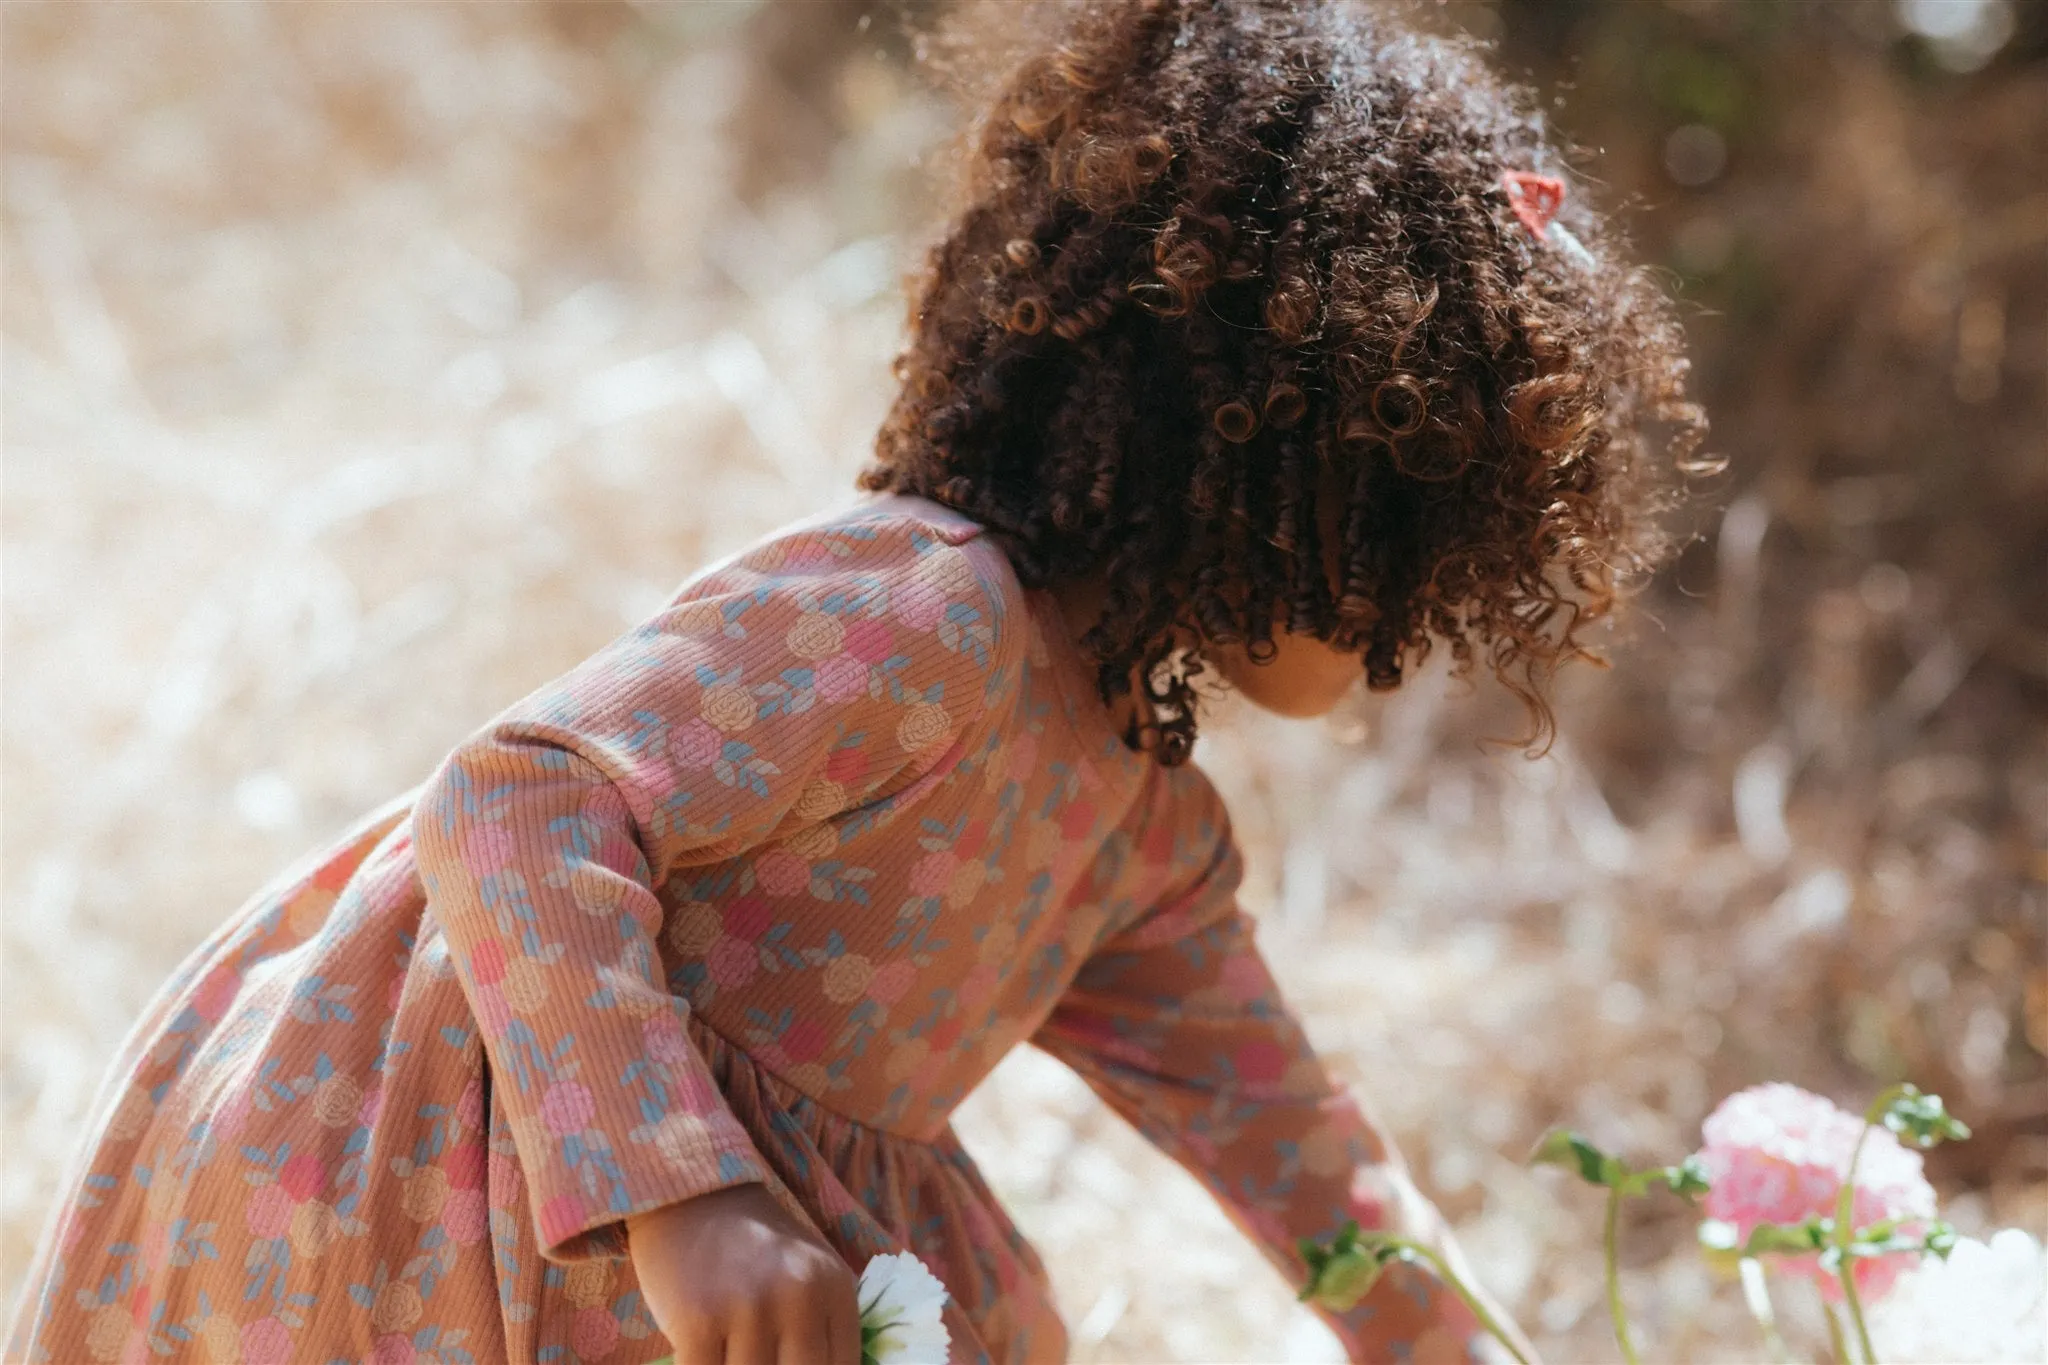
[{"xmin": 4, "ymin": 3, "xmax": 2043, "ymax": 1362}]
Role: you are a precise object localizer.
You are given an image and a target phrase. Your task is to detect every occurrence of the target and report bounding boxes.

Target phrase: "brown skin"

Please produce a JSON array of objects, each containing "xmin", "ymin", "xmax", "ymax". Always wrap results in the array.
[
  {"xmin": 627, "ymin": 1186, "xmax": 862, "ymax": 1365},
  {"xmin": 1052, "ymin": 572, "xmax": 1365, "ymax": 725}
]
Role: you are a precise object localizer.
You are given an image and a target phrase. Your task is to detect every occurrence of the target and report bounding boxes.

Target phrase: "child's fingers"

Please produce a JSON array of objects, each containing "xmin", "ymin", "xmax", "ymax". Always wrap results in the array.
[
  {"xmin": 662, "ymin": 1321, "xmax": 723, "ymax": 1365},
  {"xmin": 821, "ymin": 1280, "xmax": 862, "ymax": 1365},
  {"xmin": 775, "ymin": 1304, "xmax": 829, "ymax": 1365},
  {"xmin": 723, "ymin": 1307, "xmax": 775, "ymax": 1365}
]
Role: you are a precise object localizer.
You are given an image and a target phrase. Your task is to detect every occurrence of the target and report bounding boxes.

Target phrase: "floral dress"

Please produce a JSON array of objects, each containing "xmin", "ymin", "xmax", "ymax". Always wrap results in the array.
[{"xmin": 10, "ymin": 495, "xmax": 1490, "ymax": 1365}]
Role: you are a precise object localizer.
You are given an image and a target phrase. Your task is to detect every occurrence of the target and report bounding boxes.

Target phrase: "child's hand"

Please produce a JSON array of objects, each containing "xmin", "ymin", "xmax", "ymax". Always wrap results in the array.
[{"xmin": 627, "ymin": 1184, "xmax": 862, "ymax": 1365}]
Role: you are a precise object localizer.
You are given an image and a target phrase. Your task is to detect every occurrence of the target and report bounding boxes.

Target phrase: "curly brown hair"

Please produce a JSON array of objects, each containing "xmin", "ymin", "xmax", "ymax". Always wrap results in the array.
[{"xmin": 860, "ymin": 0, "xmax": 1709, "ymax": 766}]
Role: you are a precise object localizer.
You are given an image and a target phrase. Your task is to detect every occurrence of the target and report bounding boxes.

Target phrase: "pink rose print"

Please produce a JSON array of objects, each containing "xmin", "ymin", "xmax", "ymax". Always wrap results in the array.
[
  {"xmin": 245, "ymin": 1184, "xmax": 295, "ymax": 1239},
  {"xmin": 813, "ymin": 653, "xmax": 870, "ymax": 704},
  {"xmin": 909, "ymin": 1050, "xmax": 948, "ymax": 1092},
  {"xmin": 540, "ymin": 1193, "xmax": 588, "ymax": 1246},
  {"xmin": 359, "ymin": 1084, "xmax": 384, "ymax": 1128},
  {"xmin": 1242, "ymin": 1205, "xmax": 1290, "ymax": 1247},
  {"xmin": 643, "ymin": 1013, "xmax": 690, "ymax": 1065},
  {"xmin": 959, "ymin": 963, "xmax": 1000, "ymax": 1010},
  {"xmin": 371, "ymin": 1334, "xmax": 417, "ymax": 1365},
  {"xmin": 929, "ymin": 1015, "xmax": 964, "ymax": 1053},
  {"xmin": 468, "ymin": 939, "xmax": 506, "ymax": 987},
  {"xmin": 1220, "ymin": 953, "xmax": 1268, "ymax": 1004},
  {"xmin": 573, "ymin": 1307, "xmax": 621, "ymax": 1359},
  {"xmin": 672, "ymin": 1066, "xmax": 723, "ymax": 1113},
  {"xmin": 843, "ymin": 617, "xmax": 895, "ymax": 663},
  {"xmin": 192, "ymin": 965, "xmax": 242, "ymax": 1023},
  {"xmin": 867, "ymin": 961, "xmax": 915, "ymax": 1004},
  {"xmin": 1006, "ymin": 733, "xmax": 1040, "ymax": 782},
  {"xmin": 594, "ymin": 836, "xmax": 641, "ymax": 878},
  {"xmin": 140, "ymin": 1222, "xmax": 170, "ymax": 1276},
  {"xmin": 909, "ymin": 851, "xmax": 957, "ymax": 898},
  {"xmin": 781, "ymin": 1019, "xmax": 830, "ymax": 1064},
  {"xmin": 753, "ymin": 851, "xmax": 810, "ymax": 897},
  {"xmin": 457, "ymin": 1079, "xmax": 484, "ymax": 1130},
  {"xmin": 278, "ymin": 1153, "xmax": 325, "ymax": 1202},
  {"xmin": 893, "ymin": 578, "xmax": 946, "ymax": 630},
  {"xmin": 444, "ymin": 1144, "xmax": 486, "ymax": 1191},
  {"xmin": 1235, "ymin": 1040, "xmax": 1289, "ymax": 1085},
  {"xmin": 472, "ymin": 984, "xmax": 513, "ymax": 1038},
  {"xmin": 1345, "ymin": 1174, "xmax": 1392, "ymax": 1229},
  {"xmin": 214, "ymin": 1091, "xmax": 254, "ymax": 1144},
  {"xmin": 540, "ymin": 1081, "xmax": 595, "ymax": 1136},
  {"xmin": 462, "ymin": 822, "xmax": 518, "ymax": 876},
  {"xmin": 668, "ymin": 717, "xmax": 722, "ymax": 769},
  {"xmin": 781, "ymin": 541, "xmax": 832, "ymax": 573},
  {"xmin": 708, "ymin": 937, "xmax": 758, "ymax": 989},
  {"xmin": 490, "ymin": 1149, "xmax": 522, "ymax": 1202},
  {"xmin": 441, "ymin": 1189, "xmax": 488, "ymax": 1246},
  {"xmin": 722, "ymin": 896, "xmax": 775, "ymax": 942},
  {"xmin": 1060, "ymin": 801, "xmax": 1098, "ymax": 841},
  {"xmin": 241, "ymin": 1316, "xmax": 293, "ymax": 1365},
  {"xmin": 824, "ymin": 746, "xmax": 868, "ymax": 784}
]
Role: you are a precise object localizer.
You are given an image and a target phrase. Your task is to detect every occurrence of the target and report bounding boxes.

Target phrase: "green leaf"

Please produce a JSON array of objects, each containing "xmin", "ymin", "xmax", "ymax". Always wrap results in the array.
[
  {"xmin": 1879, "ymin": 1086, "xmax": 1971, "ymax": 1149},
  {"xmin": 1531, "ymin": 1129, "xmax": 1625, "ymax": 1187},
  {"xmin": 1301, "ymin": 1246, "xmax": 1385, "ymax": 1312},
  {"xmin": 1741, "ymin": 1218, "xmax": 1832, "ymax": 1257},
  {"xmin": 1923, "ymin": 1221, "xmax": 1959, "ymax": 1260},
  {"xmin": 1662, "ymin": 1155, "xmax": 1711, "ymax": 1198}
]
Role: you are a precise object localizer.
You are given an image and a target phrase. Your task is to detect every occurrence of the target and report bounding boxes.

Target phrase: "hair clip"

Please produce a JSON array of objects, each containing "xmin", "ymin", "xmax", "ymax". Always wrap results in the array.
[{"xmin": 1500, "ymin": 170, "xmax": 1594, "ymax": 267}]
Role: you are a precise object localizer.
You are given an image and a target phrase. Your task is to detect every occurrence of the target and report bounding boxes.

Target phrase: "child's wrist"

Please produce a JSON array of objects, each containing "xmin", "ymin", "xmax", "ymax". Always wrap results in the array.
[{"xmin": 625, "ymin": 1181, "xmax": 771, "ymax": 1249}]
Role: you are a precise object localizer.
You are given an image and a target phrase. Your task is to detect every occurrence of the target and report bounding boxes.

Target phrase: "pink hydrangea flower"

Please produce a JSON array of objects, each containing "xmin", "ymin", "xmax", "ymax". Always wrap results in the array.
[{"xmin": 1696, "ymin": 1083, "xmax": 1936, "ymax": 1301}]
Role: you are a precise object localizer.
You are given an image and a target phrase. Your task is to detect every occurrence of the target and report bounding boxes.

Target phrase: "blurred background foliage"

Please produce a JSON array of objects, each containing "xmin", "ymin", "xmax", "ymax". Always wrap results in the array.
[{"xmin": 3, "ymin": 1, "xmax": 2041, "ymax": 1360}]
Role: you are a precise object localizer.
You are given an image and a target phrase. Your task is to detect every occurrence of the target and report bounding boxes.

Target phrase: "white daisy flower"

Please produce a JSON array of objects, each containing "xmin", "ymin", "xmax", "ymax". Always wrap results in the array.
[
  {"xmin": 1867, "ymin": 1228, "xmax": 2047, "ymax": 1365},
  {"xmin": 645, "ymin": 1248, "xmax": 950, "ymax": 1365},
  {"xmin": 859, "ymin": 1250, "xmax": 951, "ymax": 1365}
]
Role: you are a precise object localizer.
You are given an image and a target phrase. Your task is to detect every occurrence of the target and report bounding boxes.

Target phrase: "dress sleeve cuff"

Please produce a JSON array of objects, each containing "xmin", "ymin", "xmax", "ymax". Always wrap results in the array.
[{"xmin": 502, "ymin": 1001, "xmax": 780, "ymax": 1264}]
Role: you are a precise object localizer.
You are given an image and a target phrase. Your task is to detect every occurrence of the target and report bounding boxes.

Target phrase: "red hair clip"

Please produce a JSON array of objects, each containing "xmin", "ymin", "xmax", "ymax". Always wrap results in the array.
[
  {"xmin": 1501, "ymin": 170, "xmax": 1593, "ymax": 266},
  {"xmin": 1501, "ymin": 171, "xmax": 1566, "ymax": 239}
]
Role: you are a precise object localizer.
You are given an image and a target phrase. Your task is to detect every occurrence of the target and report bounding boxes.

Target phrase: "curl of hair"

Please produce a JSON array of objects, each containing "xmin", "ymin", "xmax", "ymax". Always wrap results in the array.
[{"xmin": 865, "ymin": 0, "xmax": 1708, "ymax": 764}]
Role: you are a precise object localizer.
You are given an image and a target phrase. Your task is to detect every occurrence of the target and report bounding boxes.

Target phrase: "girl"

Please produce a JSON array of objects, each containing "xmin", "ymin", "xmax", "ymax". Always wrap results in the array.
[{"xmin": 10, "ymin": 1, "xmax": 1702, "ymax": 1362}]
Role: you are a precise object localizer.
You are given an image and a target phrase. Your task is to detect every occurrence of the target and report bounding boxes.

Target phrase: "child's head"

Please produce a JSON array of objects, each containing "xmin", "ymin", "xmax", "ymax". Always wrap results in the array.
[{"xmin": 861, "ymin": 0, "xmax": 1708, "ymax": 765}]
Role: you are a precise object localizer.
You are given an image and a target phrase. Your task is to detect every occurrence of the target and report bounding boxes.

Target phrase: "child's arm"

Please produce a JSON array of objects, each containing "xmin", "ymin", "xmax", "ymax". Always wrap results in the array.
[
  {"xmin": 1031, "ymin": 782, "xmax": 1535, "ymax": 1364},
  {"xmin": 411, "ymin": 511, "xmax": 1016, "ymax": 1266}
]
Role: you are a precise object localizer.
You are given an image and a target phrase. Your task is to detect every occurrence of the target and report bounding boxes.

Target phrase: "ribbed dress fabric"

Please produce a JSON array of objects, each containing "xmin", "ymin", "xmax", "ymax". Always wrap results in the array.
[{"xmin": 10, "ymin": 495, "xmax": 1485, "ymax": 1365}]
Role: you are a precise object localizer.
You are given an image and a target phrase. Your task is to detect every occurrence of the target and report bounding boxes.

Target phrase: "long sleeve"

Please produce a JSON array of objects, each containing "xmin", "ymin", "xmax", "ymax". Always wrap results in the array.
[
  {"xmin": 1030, "ymin": 782, "xmax": 1521, "ymax": 1363},
  {"xmin": 413, "ymin": 509, "xmax": 1017, "ymax": 1262}
]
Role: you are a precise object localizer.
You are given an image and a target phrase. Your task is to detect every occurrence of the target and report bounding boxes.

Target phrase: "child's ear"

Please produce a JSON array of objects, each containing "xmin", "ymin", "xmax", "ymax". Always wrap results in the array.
[{"xmin": 1211, "ymin": 632, "xmax": 1361, "ymax": 720}]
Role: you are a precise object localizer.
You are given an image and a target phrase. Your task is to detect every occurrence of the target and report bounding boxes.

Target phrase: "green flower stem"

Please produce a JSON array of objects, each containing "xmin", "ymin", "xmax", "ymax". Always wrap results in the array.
[
  {"xmin": 1604, "ymin": 1185, "xmax": 1641, "ymax": 1365},
  {"xmin": 1358, "ymin": 1236, "xmax": 1534, "ymax": 1365},
  {"xmin": 1834, "ymin": 1086, "xmax": 1908, "ymax": 1365}
]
